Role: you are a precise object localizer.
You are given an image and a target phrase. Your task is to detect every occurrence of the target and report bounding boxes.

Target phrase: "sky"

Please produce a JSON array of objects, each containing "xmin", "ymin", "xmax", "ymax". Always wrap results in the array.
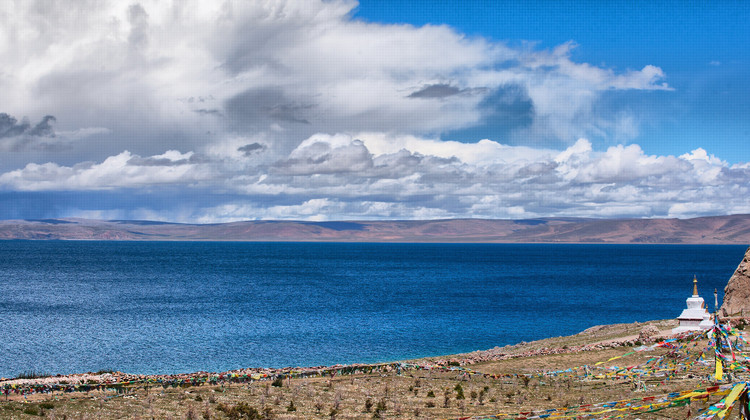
[{"xmin": 0, "ymin": 0, "xmax": 748, "ymax": 222}]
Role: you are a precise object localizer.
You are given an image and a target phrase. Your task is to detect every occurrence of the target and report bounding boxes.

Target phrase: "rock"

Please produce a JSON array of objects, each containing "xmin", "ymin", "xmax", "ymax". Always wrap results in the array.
[
  {"xmin": 638, "ymin": 325, "xmax": 659, "ymax": 341},
  {"xmin": 720, "ymin": 246, "xmax": 750, "ymax": 317}
]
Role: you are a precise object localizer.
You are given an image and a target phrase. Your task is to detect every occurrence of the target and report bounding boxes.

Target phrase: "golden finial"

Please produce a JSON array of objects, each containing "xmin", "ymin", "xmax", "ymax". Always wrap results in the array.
[{"xmin": 693, "ymin": 275, "xmax": 698, "ymax": 296}]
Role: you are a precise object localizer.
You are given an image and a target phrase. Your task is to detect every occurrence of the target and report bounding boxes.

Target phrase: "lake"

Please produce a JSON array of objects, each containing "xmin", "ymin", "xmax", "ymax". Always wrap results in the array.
[{"xmin": 0, "ymin": 241, "xmax": 745, "ymax": 377}]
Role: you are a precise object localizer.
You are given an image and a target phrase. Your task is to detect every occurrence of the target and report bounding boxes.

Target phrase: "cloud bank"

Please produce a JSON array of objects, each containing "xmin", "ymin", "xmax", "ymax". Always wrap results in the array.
[{"xmin": 0, "ymin": 0, "xmax": 746, "ymax": 222}]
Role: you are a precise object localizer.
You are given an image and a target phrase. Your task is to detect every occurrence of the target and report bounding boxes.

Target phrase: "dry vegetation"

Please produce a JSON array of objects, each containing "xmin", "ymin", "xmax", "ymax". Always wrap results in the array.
[{"xmin": 1, "ymin": 319, "xmax": 744, "ymax": 419}]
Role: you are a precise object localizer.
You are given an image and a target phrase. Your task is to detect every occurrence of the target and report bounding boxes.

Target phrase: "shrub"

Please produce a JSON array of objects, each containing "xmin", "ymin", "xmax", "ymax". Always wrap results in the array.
[
  {"xmin": 375, "ymin": 398, "xmax": 387, "ymax": 413},
  {"xmin": 364, "ymin": 398, "xmax": 373, "ymax": 412},
  {"xmin": 426, "ymin": 390, "xmax": 435, "ymax": 398},
  {"xmin": 271, "ymin": 376, "xmax": 284, "ymax": 387},
  {"xmin": 454, "ymin": 383, "xmax": 465, "ymax": 400},
  {"xmin": 286, "ymin": 400, "xmax": 297, "ymax": 412},
  {"xmin": 16, "ymin": 371, "xmax": 49, "ymax": 380},
  {"xmin": 186, "ymin": 406, "xmax": 198, "ymax": 420},
  {"xmin": 262, "ymin": 406, "xmax": 273, "ymax": 419},
  {"xmin": 23, "ymin": 406, "xmax": 40, "ymax": 416},
  {"xmin": 216, "ymin": 402, "xmax": 261, "ymax": 420},
  {"xmin": 39, "ymin": 402, "xmax": 54, "ymax": 410}
]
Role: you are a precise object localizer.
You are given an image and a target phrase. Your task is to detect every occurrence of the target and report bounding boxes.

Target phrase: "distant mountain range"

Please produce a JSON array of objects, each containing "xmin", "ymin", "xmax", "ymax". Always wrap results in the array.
[{"xmin": 1, "ymin": 214, "xmax": 750, "ymax": 243}]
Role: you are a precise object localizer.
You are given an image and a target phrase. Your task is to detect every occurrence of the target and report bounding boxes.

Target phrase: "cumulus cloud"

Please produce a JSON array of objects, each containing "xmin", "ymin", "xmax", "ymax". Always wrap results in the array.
[
  {"xmin": 1, "ymin": 0, "xmax": 744, "ymax": 222},
  {"xmin": 4, "ymin": 130, "xmax": 747, "ymax": 221},
  {"xmin": 0, "ymin": 1, "xmax": 672, "ymax": 162},
  {"xmin": 0, "ymin": 150, "xmax": 211, "ymax": 191}
]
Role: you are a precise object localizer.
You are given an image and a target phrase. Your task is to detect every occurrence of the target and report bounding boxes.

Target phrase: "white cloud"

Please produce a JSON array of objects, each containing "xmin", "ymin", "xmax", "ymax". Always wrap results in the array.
[
  {"xmin": 0, "ymin": 150, "xmax": 211, "ymax": 191},
  {"xmin": 0, "ymin": 0, "xmax": 672, "ymax": 167},
  {"xmin": 2, "ymin": 130, "xmax": 749, "ymax": 220},
  {"xmin": 265, "ymin": 133, "xmax": 749, "ymax": 220},
  {"xmin": 2, "ymin": 0, "xmax": 744, "ymax": 222}
]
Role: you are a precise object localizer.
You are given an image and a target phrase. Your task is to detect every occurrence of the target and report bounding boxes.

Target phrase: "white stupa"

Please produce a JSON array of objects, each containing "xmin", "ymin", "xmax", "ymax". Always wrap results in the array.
[{"xmin": 672, "ymin": 275, "xmax": 714, "ymax": 334}]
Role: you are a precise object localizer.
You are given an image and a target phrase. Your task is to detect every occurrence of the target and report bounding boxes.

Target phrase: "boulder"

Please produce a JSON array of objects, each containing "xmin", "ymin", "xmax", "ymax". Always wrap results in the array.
[
  {"xmin": 638, "ymin": 325, "xmax": 660, "ymax": 342},
  {"xmin": 720, "ymin": 246, "xmax": 750, "ymax": 317}
]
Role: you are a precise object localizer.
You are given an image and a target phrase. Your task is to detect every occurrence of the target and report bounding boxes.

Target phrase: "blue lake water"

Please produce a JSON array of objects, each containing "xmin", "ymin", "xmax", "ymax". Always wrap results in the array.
[{"xmin": 0, "ymin": 241, "xmax": 746, "ymax": 378}]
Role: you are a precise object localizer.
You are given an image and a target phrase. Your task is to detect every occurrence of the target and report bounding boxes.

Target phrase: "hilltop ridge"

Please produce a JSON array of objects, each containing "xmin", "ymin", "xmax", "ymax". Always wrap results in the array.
[{"xmin": 1, "ymin": 214, "xmax": 750, "ymax": 243}]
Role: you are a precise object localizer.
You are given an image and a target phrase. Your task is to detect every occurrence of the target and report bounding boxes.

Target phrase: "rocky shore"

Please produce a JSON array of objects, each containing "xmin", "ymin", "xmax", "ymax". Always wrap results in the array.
[{"xmin": 4, "ymin": 318, "xmax": 725, "ymax": 419}]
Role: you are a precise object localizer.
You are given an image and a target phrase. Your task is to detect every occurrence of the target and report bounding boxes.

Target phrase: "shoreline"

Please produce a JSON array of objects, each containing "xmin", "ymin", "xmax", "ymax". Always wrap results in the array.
[
  {"xmin": 3, "ymin": 317, "xmax": 743, "ymax": 419},
  {"xmin": 1, "ymin": 319, "xmax": 680, "ymax": 389}
]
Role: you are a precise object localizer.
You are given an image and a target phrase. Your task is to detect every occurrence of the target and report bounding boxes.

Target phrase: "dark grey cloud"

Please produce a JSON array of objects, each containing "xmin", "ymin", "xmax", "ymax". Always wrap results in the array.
[
  {"xmin": 0, "ymin": 113, "xmax": 56, "ymax": 138},
  {"xmin": 0, "ymin": 113, "xmax": 31, "ymax": 138},
  {"xmin": 28, "ymin": 115, "xmax": 57, "ymax": 137},
  {"xmin": 0, "ymin": 113, "xmax": 59, "ymax": 152},
  {"xmin": 225, "ymin": 87, "xmax": 314, "ymax": 128},
  {"xmin": 407, "ymin": 84, "xmax": 487, "ymax": 99},
  {"xmin": 127, "ymin": 153, "xmax": 208, "ymax": 166},
  {"xmin": 127, "ymin": 4, "xmax": 149, "ymax": 49},
  {"xmin": 195, "ymin": 109, "xmax": 221, "ymax": 116},
  {"xmin": 408, "ymin": 84, "xmax": 462, "ymax": 99},
  {"xmin": 237, "ymin": 143, "xmax": 267, "ymax": 156}
]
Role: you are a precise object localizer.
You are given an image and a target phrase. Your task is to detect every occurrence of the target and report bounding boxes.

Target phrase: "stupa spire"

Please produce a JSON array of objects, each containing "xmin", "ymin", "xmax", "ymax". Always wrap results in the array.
[
  {"xmin": 693, "ymin": 275, "xmax": 698, "ymax": 296},
  {"xmin": 673, "ymin": 275, "xmax": 713, "ymax": 333}
]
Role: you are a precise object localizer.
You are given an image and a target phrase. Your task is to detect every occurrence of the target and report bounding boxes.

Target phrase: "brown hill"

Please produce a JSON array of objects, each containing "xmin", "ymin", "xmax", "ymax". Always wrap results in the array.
[{"xmin": 1, "ymin": 214, "xmax": 750, "ymax": 243}]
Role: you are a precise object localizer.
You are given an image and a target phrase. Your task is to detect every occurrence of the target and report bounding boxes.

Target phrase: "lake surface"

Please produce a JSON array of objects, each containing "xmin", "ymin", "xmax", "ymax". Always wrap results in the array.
[{"xmin": 0, "ymin": 241, "xmax": 745, "ymax": 377}]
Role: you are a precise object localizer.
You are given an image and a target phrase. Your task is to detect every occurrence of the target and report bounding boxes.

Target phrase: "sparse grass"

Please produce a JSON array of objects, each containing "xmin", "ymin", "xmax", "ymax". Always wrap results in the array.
[
  {"xmin": 14, "ymin": 371, "xmax": 50, "ymax": 379},
  {"xmin": 0, "ymin": 319, "xmax": 709, "ymax": 420}
]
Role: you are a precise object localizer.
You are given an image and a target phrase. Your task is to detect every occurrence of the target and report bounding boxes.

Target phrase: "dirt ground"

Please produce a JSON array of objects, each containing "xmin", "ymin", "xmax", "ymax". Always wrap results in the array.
[{"xmin": 1, "ymin": 319, "xmax": 746, "ymax": 419}]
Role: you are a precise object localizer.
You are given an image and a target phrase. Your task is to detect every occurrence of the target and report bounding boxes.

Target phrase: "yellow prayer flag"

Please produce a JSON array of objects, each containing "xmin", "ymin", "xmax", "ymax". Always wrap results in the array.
[
  {"xmin": 715, "ymin": 357, "xmax": 723, "ymax": 381},
  {"xmin": 717, "ymin": 383, "xmax": 745, "ymax": 419}
]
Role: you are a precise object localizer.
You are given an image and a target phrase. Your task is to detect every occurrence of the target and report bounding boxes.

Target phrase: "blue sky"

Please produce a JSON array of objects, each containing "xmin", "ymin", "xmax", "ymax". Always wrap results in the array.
[
  {"xmin": 0, "ymin": 1, "xmax": 748, "ymax": 222},
  {"xmin": 354, "ymin": 1, "xmax": 750, "ymax": 161}
]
